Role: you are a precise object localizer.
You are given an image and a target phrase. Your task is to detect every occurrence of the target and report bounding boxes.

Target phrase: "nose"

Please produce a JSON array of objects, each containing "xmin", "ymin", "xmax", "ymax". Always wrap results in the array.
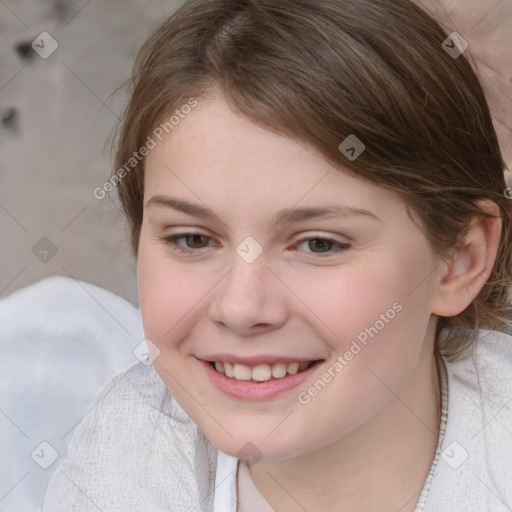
[{"xmin": 208, "ymin": 254, "xmax": 288, "ymax": 337}]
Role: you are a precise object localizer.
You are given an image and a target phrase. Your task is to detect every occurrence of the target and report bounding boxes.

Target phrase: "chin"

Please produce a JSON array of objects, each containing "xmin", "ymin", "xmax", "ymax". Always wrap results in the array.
[{"xmin": 205, "ymin": 428, "xmax": 303, "ymax": 462}]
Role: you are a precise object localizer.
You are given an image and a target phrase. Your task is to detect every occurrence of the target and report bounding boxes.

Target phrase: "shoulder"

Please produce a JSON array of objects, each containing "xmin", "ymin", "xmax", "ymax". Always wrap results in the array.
[
  {"xmin": 447, "ymin": 329, "xmax": 512, "ymax": 402},
  {"xmin": 446, "ymin": 329, "xmax": 512, "ymax": 460},
  {"xmin": 473, "ymin": 328, "xmax": 512, "ymax": 369},
  {"xmin": 427, "ymin": 330, "xmax": 512, "ymax": 511},
  {"xmin": 444, "ymin": 329, "xmax": 512, "ymax": 452},
  {"xmin": 43, "ymin": 362, "xmax": 217, "ymax": 511}
]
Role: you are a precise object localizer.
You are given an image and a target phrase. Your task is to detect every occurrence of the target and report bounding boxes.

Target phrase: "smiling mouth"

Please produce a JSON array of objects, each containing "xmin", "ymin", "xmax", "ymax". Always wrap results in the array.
[{"xmin": 208, "ymin": 360, "xmax": 319, "ymax": 383}]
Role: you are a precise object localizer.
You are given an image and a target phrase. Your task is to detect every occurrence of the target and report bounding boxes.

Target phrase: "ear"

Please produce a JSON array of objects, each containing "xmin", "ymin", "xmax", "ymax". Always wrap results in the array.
[{"xmin": 431, "ymin": 200, "xmax": 502, "ymax": 317}]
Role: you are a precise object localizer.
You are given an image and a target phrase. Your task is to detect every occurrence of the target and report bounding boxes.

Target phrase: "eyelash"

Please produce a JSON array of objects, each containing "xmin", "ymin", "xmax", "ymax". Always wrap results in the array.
[{"xmin": 163, "ymin": 233, "xmax": 351, "ymax": 256}]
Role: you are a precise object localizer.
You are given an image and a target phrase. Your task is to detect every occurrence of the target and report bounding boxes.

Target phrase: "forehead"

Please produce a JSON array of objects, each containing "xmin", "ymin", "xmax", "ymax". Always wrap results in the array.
[
  {"xmin": 143, "ymin": 97, "xmax": 408, "ymax": 223},
  {"xmin": 146, "ymin": 96, "xmax": 325, "ymax": 182}
]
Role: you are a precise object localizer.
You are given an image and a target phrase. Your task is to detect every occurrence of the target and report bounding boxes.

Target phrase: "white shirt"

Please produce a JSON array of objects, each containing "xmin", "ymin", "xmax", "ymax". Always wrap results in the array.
[{"xmin": 42, "ymin": 329, "xmax": 512, "ymax": 511}]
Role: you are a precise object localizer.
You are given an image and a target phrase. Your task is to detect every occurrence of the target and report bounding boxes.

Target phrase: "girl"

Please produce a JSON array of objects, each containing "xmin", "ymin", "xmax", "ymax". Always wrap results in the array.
[{"xmin": 43, "ymin": 0, "xmax": 512, "ymax": 510}]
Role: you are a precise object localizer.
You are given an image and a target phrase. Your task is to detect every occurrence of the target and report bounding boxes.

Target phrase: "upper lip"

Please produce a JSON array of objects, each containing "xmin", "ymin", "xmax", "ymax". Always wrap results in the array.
[{"xmin": 199, "ymin": 354, "xmax": 324, "ymax": 366}]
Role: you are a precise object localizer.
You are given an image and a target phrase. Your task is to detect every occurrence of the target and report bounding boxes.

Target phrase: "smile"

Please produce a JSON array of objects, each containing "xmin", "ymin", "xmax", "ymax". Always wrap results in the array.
[
  {"xmin": 199, "ymin": 358, "xmax": 325, "ymax": 400},
  {"xmin": 210, "ymin": 360, "xmax": 314, "ymax": 382}
]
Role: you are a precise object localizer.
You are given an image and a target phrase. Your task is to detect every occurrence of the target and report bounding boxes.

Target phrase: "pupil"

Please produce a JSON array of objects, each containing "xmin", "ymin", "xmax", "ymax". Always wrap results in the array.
[
  {"xmin": 188, "ymin": 234, "xmax": 206, "ymax": 248},
  {"xmin": 310, "ymin": 239, "xmax": 331, "ymax": 252}
]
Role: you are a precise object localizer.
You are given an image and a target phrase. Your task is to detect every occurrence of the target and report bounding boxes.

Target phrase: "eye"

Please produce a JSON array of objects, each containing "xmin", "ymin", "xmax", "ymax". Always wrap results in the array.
[
  {"xmin": 163, "ymin": 233, "xmax": 214, "ymax": 254},
  {"xmin": 162, "ymin": 233, "xmax": 351, "ymax": 257},
  {"xmin": 294, "ymin": 236, "xmax": 350, "ymax": 255}
]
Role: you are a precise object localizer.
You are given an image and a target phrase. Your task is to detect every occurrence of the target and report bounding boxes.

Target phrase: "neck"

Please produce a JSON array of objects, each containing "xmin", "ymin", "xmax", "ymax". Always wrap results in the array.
[{"xmin": 249, "ymin": 338, "xmax": 442, "ymax": 512}]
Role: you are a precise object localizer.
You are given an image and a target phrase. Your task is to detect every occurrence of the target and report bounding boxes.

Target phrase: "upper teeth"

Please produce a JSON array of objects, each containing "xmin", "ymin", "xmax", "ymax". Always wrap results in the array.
[{"xmin": 213, "ymin": 361, "xmax": 311, "ymax": 382}]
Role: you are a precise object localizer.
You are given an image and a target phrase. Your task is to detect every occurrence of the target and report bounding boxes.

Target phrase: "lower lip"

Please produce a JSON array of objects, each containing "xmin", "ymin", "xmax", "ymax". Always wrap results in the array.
[{"xmin": 199, "ymin": 359, "xmax": 324, "ymax": 400}]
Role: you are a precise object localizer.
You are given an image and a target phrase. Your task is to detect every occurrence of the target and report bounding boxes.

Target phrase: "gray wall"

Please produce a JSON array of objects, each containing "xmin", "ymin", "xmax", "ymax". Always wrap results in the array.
[{"xmin": 0, "ymin": 0, "xmax": 185, "ymax": 307}]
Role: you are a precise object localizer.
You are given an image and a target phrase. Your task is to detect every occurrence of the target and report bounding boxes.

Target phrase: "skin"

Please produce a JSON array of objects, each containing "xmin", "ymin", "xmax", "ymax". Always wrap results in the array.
[{"xmin": 137, "ymin": 95, "xmax": 501, "ymax": 511}]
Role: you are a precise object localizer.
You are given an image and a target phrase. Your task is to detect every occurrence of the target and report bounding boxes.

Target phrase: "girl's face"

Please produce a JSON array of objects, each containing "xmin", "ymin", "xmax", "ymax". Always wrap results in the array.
[{"xmin": 138, "ymin": 96, "xmax": 443, "ymax": 460}]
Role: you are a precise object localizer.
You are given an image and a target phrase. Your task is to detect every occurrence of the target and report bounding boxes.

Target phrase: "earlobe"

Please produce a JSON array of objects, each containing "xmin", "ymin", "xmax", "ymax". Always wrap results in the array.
[{"xmin": 431, "ymin": 200, "xmax": 502, "ymax": 317}]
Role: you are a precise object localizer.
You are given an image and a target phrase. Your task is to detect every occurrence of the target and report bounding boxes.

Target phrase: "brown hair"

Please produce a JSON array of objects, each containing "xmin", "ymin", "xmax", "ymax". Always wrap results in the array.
[{"xmin": 113, "ymin": 0, "xmax": 512, "ymax": 360}]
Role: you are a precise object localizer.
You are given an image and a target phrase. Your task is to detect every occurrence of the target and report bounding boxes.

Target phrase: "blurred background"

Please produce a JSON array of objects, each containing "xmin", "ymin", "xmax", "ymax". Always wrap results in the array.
[
  {"xmin": 0, "ymin": 1, "xmax": 511, "ymax": 511},
  {"xmin": 0, "ymin": 0, "xmax": 186, "ymax": 307}
]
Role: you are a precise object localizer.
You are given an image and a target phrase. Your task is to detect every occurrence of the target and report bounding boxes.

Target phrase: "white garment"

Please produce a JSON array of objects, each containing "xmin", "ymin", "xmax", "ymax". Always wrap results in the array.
[
  {"xmin": 0, "ymin": 275, "xmax": 145, "ymax": 512},
  {"xmin": 42, "ymin": 329, "xmax": 512, "ymax": 511}
]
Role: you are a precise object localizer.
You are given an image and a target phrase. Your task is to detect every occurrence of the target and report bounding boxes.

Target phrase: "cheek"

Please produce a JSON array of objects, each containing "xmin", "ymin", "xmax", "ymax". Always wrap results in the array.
[
  {"xmin": 294, "ymin": 249, "xmax": 435, "ymax": 389},
  {"xmin": 136, "ymin": 240, "xmax": 206, "ymax": 348},
  {"xmin": 294, "ymin": 257, "xmax": 428, "ymax": 345}
]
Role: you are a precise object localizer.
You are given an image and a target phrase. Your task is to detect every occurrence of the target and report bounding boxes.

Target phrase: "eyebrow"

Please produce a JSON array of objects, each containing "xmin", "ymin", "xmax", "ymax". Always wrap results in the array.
[{"xmin": 146, "ymin": 195, "xmax": 380, "ymax": 229}]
